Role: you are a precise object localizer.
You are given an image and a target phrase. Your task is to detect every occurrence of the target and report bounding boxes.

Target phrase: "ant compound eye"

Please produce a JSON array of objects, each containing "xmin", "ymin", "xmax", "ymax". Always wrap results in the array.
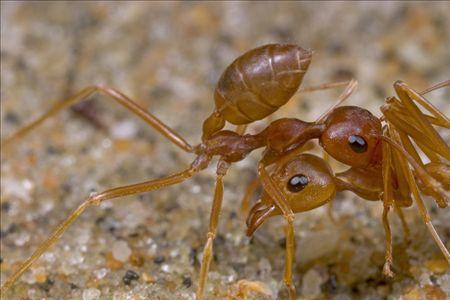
[
  {"xmin": 287, "ymin": 174, "xmax": 309, "ymax": 193},
  {"xmin": 348, "ymin": 135, "xmax": 368, "ymax": 153}
]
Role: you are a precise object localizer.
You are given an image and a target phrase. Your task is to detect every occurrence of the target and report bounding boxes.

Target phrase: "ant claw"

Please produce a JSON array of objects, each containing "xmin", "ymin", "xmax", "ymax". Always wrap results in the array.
[{"xmin": 382, "ymin": 263, "xmax": 395, "ymax": 278}]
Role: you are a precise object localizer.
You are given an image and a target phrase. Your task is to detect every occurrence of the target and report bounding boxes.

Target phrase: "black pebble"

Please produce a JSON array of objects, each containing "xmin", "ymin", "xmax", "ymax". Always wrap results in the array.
[
  {"xmin": 123, "ymin": 270, "xmax": 140, "ymax": 285},
  {"xmin": 70, "ymin": 283, "xmax": 79, "ymax": 290},
  {"xmin": 153, "ymin": 256, "xmax": 165, "ymax": 264},
  {"xmin": 182, "ymin": 276, "xmax": 192, "ymax": 288},
  {"xmin": 1, "ymin": 202, "xmax": 11, "ymax": 212}
]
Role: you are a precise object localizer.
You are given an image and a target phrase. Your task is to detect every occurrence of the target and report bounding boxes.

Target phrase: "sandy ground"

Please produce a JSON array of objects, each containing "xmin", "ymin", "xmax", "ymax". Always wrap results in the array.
[{"xmin": 1, "ymin": 2, "xmax": 449, "ymax": 299}]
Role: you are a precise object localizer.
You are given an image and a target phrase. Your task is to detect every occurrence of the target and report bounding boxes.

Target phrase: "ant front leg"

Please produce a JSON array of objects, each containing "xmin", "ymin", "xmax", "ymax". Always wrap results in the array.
[
  {"xmin": 196, "ymin": 159, "xmax": 230, "ymax": 300},
  {"xmin": 0, "ymin": 162, "xmax": 204, "ymax": 295},
  {"xmin": 394, "ymin": 204, "xmax": 411, "ymax": 246},
  {"xmin": 2, "ymin": 85, "xmax": 194, "ymax": 153},
  {"xmin": 381, "ymin": 134, "xmax": 395, "ymax": 277},
  {"xmin": 382, "ymin": 81, "xmax": 450, "ymax": 161},
  {"xmin": 382, "ymin": 130, "xmax": 450, "ymax": 264},
  {"xmin": 258, "ymin": 163, "xmax": 297, "ymax": 300}
]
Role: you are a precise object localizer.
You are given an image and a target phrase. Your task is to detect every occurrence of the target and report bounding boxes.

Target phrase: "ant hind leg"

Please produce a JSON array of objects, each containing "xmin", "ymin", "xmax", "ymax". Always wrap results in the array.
[
  {"xmin": 2, "ymin": 85, "xmax": 194, "ymax": 153},
  {"xmin": 0, "ymin": 164, "xmax": 201, "ymax": 295}
]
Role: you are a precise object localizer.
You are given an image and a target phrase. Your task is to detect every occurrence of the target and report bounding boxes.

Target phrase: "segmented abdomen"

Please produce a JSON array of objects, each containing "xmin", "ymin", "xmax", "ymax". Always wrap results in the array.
[{"xmin": 214, "ymin": 44, "xmax": 312, "ymax": 125}]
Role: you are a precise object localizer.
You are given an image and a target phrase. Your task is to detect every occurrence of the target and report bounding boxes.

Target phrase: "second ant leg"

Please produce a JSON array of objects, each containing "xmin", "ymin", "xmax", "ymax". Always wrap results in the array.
[
  {"xmin": 258, "ymin": 163, "xmax": 297, "ymax": 299},
  {"xmin": 394, "ymin": 204, "xmax": 411, "ymax": 245},
  {"xmin": 386, "ymin": 128, "xmax": 450, "ymax": 264},
  {"xmin": 393, "ymin": 81, "xmax": 450, "ymax": 159},
  {"xmin": 196, "ymin": 160, "xmax": 230, "ymax": 300},
  {"xmin": 382, "ymin": 205, "xmax": 394, "ymax": 277},
  {"xmin": 298, "ymin": 80, "xmax": 353, "ymax": 93},
  {"xmin": 381, "ymin": 132, "xmax": 395, "ymax": 277},
  {"xmin": 284, "ymin": 215, "xmax": 297, "ymax": 300},
  {"xmin": 2, "ymin": 85, "xmax": 194, "ymax": 152},
  {"xmin": 0, "ymin": 163, "xmax": 202, "ymax": 295},
  {"xmin": 315, "ymin": 79, "xmax": 358, "ymax": 123},
  {"xmin": 323, "ymin": 151, "xmax": 338, "ymax": 224}
]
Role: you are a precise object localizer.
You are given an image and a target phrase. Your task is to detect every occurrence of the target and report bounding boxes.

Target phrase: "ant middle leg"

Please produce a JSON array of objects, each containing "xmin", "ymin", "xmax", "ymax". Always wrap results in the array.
[
  {"xmin": 0, "ymin": 163, "xmax": 203, "ymax": 295},
  {"xmin": 314, "ymin": 79, "xmax": 358, "ymax": 123},
  {"xmin": 196, "ymin": 159, "xmax": 230, "ymax": 300},
  {"xmin": 2, "ymin": 85, "xmax": 194, "ymax": 153},
  {"xmin": 298, "ymin": 80, "xmax": 354, "ymax": 93}
]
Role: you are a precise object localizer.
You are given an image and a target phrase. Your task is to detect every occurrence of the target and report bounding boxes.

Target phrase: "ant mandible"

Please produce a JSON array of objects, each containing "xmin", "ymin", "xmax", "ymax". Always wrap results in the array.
[{"xmin": 1, "ymin": 44, "xmax": 449, "ymax": 300}]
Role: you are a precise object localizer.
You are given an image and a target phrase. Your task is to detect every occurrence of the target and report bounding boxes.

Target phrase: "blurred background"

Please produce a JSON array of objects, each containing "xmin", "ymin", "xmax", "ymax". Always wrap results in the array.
[{"xmin": 1, "ymin": 2, "xmax": 449, "ymax": 299}]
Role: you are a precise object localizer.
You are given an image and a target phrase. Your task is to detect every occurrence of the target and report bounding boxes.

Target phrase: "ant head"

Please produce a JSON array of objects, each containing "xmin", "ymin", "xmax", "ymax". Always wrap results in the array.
[
  {"xmin": 246, "ymin": 154, "xmax": 336, "ymax": 236},
  {"xmin": 319, "ymin": 106, "xmax": 382, "ymax": 168}
]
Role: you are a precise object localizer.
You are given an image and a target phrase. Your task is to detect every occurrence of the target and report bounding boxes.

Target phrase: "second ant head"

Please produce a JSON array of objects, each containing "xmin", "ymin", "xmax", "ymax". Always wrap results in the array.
[
  {"xmin": 319, "ymin": 106, "xmax": 383, "ymax": 168},
  {"xmin": 247, "ymin": 154, "xmax": 336, "ymax": 236}
]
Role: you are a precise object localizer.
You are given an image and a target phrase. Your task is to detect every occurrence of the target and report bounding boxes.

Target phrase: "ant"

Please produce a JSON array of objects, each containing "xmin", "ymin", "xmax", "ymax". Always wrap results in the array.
[{"xmin": 1, "ymin": 44, "xmax": 449, "ymax": 300}]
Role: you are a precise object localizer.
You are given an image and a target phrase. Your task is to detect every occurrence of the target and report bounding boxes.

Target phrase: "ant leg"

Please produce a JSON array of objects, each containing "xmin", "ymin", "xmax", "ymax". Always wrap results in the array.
[
  {"xmin": 315, "ymin": 79, "xmax": 358, "ymax": 123},
  {"xmin": 384, "ymin": 129, "xmax": 450, "ymax": 264},
  {"xmin": 381, "ymin": 205, "xmax": 394, "ymax": 277},
  {"xmin": 298, "ymin": 80, "xmax": 352, "ymax": 93},
  {"xmin": 258, "ymin": 163, "xmax": 297, "ymax": 299},
  {"xmin": 0, "ymin": 164, "xmax": 202, "ymax": 295},
  {"xmin": 386, "ymin": 81, "xmax": 450, "ymax": 159},
  {"xmin": 381, "ymin": 134, "xmax": 395, "ymax": 276},
  {"xmin": 382, "ymin": 131, "xmax": 448, "ymax": 208},
  {"xmin": 407, "ymin": 79, "xmax": 450, "ymax": 124},
  {"xmin": 240, "ymin": 177, "xmax": 260, "ymax": 217},
  {"xmin": 382, "ymin": 109, "xmax": 448, "ymax": 167},
  {"xmin": 323, "ymin": 151, "xmax": 338, "ymax": 224},
  {"xmin": 284, "ymin": 216, "xmax": 297, "ymax": 300},
  {"xmin": 196, "ymin": 160, "xmax": 230, "ymax": 300},
  {"xmin": 418, "ymin": 79, "xmax": 450, "ymax": 95},
  {"xmin": 394, "ymin": 205, "xmax": 411, "ymax": 245},
  {"xmin": 388, "ymin": 105, "xmax": 450, "ymax": 129},
  {"xmin": 2, "ymin": 85, "xmax": 194, "ymax": 152}
]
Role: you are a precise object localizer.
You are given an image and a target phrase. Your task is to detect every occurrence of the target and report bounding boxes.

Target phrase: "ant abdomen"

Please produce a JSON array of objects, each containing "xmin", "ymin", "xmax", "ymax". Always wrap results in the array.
[
  {"xmin": 215, "ymin": 44, "xmax": 312, "ymax": 125},
  {"xmin": 202, "ymin": 44, "xmax": 312, "ymax": 141}
]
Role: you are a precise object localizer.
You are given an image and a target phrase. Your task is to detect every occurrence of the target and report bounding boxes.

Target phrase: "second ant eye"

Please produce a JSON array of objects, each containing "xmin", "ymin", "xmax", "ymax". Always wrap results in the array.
[
  {"xmin": 348, "ymin": 135, "xmax": 368, "ymax": 153},
  {"xmin": 287, "ymin": 174, "xmax": 309, "ymax": 192}
]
